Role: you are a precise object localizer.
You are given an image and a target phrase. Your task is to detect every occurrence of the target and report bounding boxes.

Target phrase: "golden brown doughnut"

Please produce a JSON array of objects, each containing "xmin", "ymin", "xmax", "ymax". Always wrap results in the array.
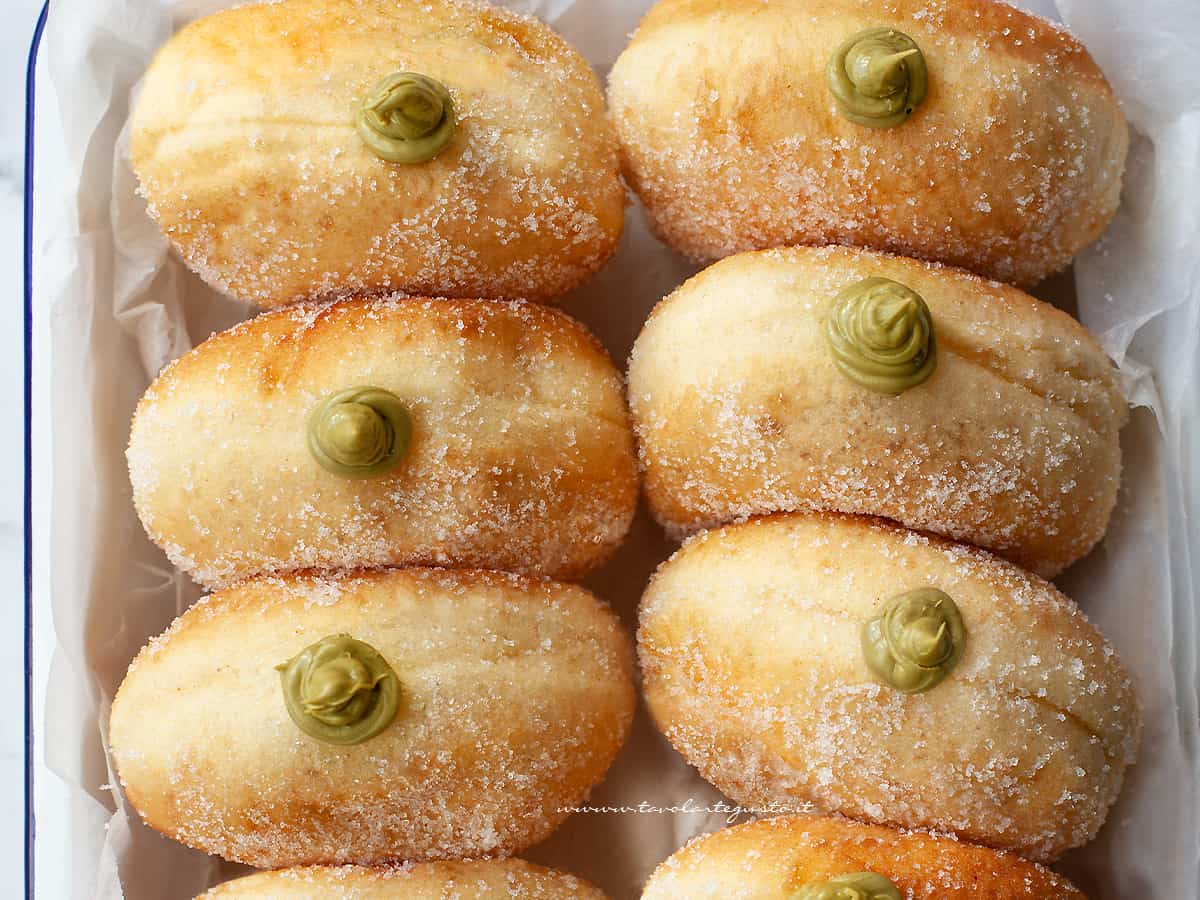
[
  {"xmin": 199, "ymin": 859, "xmax": 606, "ymax": 898},
  {"xmin": 132, "ymin": 0, "xmax": 624, "ymax": 307},
  {"xmin": 608, "ymin": 0, "xmax": 1126, "ymax": 286},
  {"xmin": 110, "ymin": 568, "xmax": 636, "ymax": 868},
  {"xmin": 637, "ymin": 513, "xmax": 1140, "ymax": 861},
  {"xmin": 642, "ymin": 815, "xmax": 1086, "ymax": 899},
  {"xmin": 127, "ymin": 296, "xmax": 638, "ymax": 588},
  {"xmin": 627, "ymin": 245, "xmax": 1125, "ymax": 577}
]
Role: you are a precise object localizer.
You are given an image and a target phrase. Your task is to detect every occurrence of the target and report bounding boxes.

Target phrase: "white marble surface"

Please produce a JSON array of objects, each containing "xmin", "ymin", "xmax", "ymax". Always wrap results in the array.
[{"xmin": 5, "ymin": 1, "xmax": 50, "ymax": 895}]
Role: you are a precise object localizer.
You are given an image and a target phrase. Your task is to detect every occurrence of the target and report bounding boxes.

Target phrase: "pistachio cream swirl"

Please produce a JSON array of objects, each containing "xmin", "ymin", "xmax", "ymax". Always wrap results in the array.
[
  {"xmin": 792, "ymin": 872, "xmax": 903, "ymax": 900},
  {"xmin": 277, "ymin": 634, "xmax": 401, "ymax": 745},
  {"xmin": 356, "ymin": 71, "xmax": 456, "ymax": 163},
  {"xmin": 827, "ymin": 27, "xmax": 927, "ymax": 128},
  {"xmin": 862, "ymin": 588, "xmax": 966, "ymax": 694},
  {"xmin": 825, "ymin": 277, "xmax": 936, "ymax": 394},
  {"xmin": 307, "ymin": 387, "xmax": 413, "ymax": 478}
]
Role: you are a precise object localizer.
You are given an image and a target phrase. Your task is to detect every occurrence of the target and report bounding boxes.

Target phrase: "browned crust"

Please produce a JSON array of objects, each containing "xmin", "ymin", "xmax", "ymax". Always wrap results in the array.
[
  {"xmin": 636, "ymin": 512, "xmax": 1140, "ymax": 861},
  {"xmin": 634, "ymin": 0, "xmax": 1111, "ymax": 86},
  {"xmin": 111, "ymin": 568, "xmax": 637, "ymax": 868},
  {"xmin": 643, "ymin": 815, "xmax": 1087, "ymax": 898},
  {"xmin": 643, "ymin": 246, "xmax": 1108, "ymax": 357},
  {"xmin": 200, "ymin": 860, "xmax": 608, "ymax": 898},
  {"xmin": 608, "ymin": 0, "xmax": 1128, "ymax": 286},
  {"xmin": 627, "ymin": 245, "xmax": 1126, "ymax": 577},
  {"xmin": 128, "ymin": 296, "xmax": 639, "ymax": 587},
  {"xmin": 143, "ymin": 296, "xmax": 621, "ymax": 412},
  {"xmin": 133, "ymin": 0, "xmax": 625, "ymax": 307}
]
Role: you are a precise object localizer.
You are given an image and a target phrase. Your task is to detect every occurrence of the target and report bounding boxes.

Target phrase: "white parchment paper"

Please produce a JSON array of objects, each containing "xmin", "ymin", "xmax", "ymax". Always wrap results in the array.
[{"xmin": 33, "ymin": 0, "xmax": 1200, "ymax": 897}]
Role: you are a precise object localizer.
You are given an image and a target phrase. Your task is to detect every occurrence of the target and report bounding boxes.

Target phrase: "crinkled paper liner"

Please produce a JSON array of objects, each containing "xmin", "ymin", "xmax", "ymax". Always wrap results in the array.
[{"xmin": 33, "ymin": 0, "xmax": 1200, "ymax": 896}]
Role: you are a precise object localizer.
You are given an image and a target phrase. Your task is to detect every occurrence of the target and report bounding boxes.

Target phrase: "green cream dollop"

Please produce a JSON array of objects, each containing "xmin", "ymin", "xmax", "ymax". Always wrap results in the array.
[
  {"xmin": 825, "ymin": 276, "xmax": 936, "ymax": 394},
  {"xmin": 792, "ymin": 872, "xmax": 903, "ymax": 900},
  {"xmin": 862, "ymin": 588, "xmax": 966, "ymax": 694},
  {"xmin": 356, "ymin": 71, "xmax": 455, "ymax": 163},
  {"xmin": 827, "ymin": 27, "xmax": 927, "ymax": 128},
  {"xmin": 277, "ymin": 634, "xmax": 401, "ymax": 745},
  {"xmin": 308, "ymin": 386, "xmax": 412, "ymax": 478}
]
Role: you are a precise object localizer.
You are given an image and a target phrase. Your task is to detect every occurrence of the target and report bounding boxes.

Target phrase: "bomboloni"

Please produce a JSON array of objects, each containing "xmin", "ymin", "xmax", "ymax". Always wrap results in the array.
[
  {"xmin": 110, "ymin": 569, "xmax": 636, "ymax": 868},
  {"xmin": 642, "ymin": 816, "xmax": 1086, "ymax": 899},
  {"xmin": 128, "ymin": 297, "xmax": 638, "ymax": 588},
  {"xmin": 132, "ymin": 0, "xmax": 625, "ymax": 307},
  {"xmin": 199, "ymin": 860, "xmax": 607, "ymax": 898},
  {"xmin": 637, "ymin": 513, "xmax": 1140, "ymax": 861},
  {"xmin": 609, "ymin": 0, "xmax": 1126, "ymax": 286},
  {"xmin": 628, "ymin": 245, "xmax": 1126, "ymax": 577}
]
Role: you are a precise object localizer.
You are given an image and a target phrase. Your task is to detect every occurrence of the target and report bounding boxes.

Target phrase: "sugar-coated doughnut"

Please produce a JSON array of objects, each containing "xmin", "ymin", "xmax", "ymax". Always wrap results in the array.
[
  {"xmin": 637, "ymin": 514, "xmax": 1140, "ymax": 861},
  {"xmin": 609, "ymin": 0, "xmax": 1126, "ymax": 287},
  {"xmin": 199, "ymin": 860, "xmax": 606, "ymax": 898},
  {"xmin": 628, "ymin": 246, "xmax": 1125, "ymax": 577},
  {"xmin": 128, "ymin": 296, "xmax": 638, "ymax": 588},
  {"xmin": 132, "ymin": 0, "xmax": 624, "ymax": 307},
  {"xmin": 110, "ymin": 569, "xmax": 636, "ymax": 868},
  {"xmin": 642, "ymin": 816, "xmax": 1086, "ymax": 899}
]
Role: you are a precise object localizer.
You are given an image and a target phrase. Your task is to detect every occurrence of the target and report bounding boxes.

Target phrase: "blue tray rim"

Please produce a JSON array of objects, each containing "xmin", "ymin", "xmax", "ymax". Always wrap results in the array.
[{"xmin": 25, "ymin": 2, "xmax": 51, "ymax": 898}]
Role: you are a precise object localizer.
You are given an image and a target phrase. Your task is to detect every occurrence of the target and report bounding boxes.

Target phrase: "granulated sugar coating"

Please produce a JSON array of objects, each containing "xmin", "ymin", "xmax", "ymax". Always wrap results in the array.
[
  {"xmin": 110, "ymin": 568, "xmax": 636, "ymax": 869},
  {"xmin": 131, "ymin": 0, "xmax": 625, "ymax": 308},
  {"xmin": 127, "ymin": 295, "xmax": 638, "ymax": 588},
  {"xmin": 609, "ymin": 0, "xmax": 1126, "ymax": 287},
  {"xmin": 642, "ymin": 815, "xmax": 1086, "ymax": 898},
  {"xmin": 200, "ymin": 860, "xmax": 607, "ymax": 898},
  {"xmin": 637, "ymin": 514, "xmax": 1140, "ymax": 862},
  {"xmin": 628, "ymin": 246, "xmax": 1126, "ymax": 578}
]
